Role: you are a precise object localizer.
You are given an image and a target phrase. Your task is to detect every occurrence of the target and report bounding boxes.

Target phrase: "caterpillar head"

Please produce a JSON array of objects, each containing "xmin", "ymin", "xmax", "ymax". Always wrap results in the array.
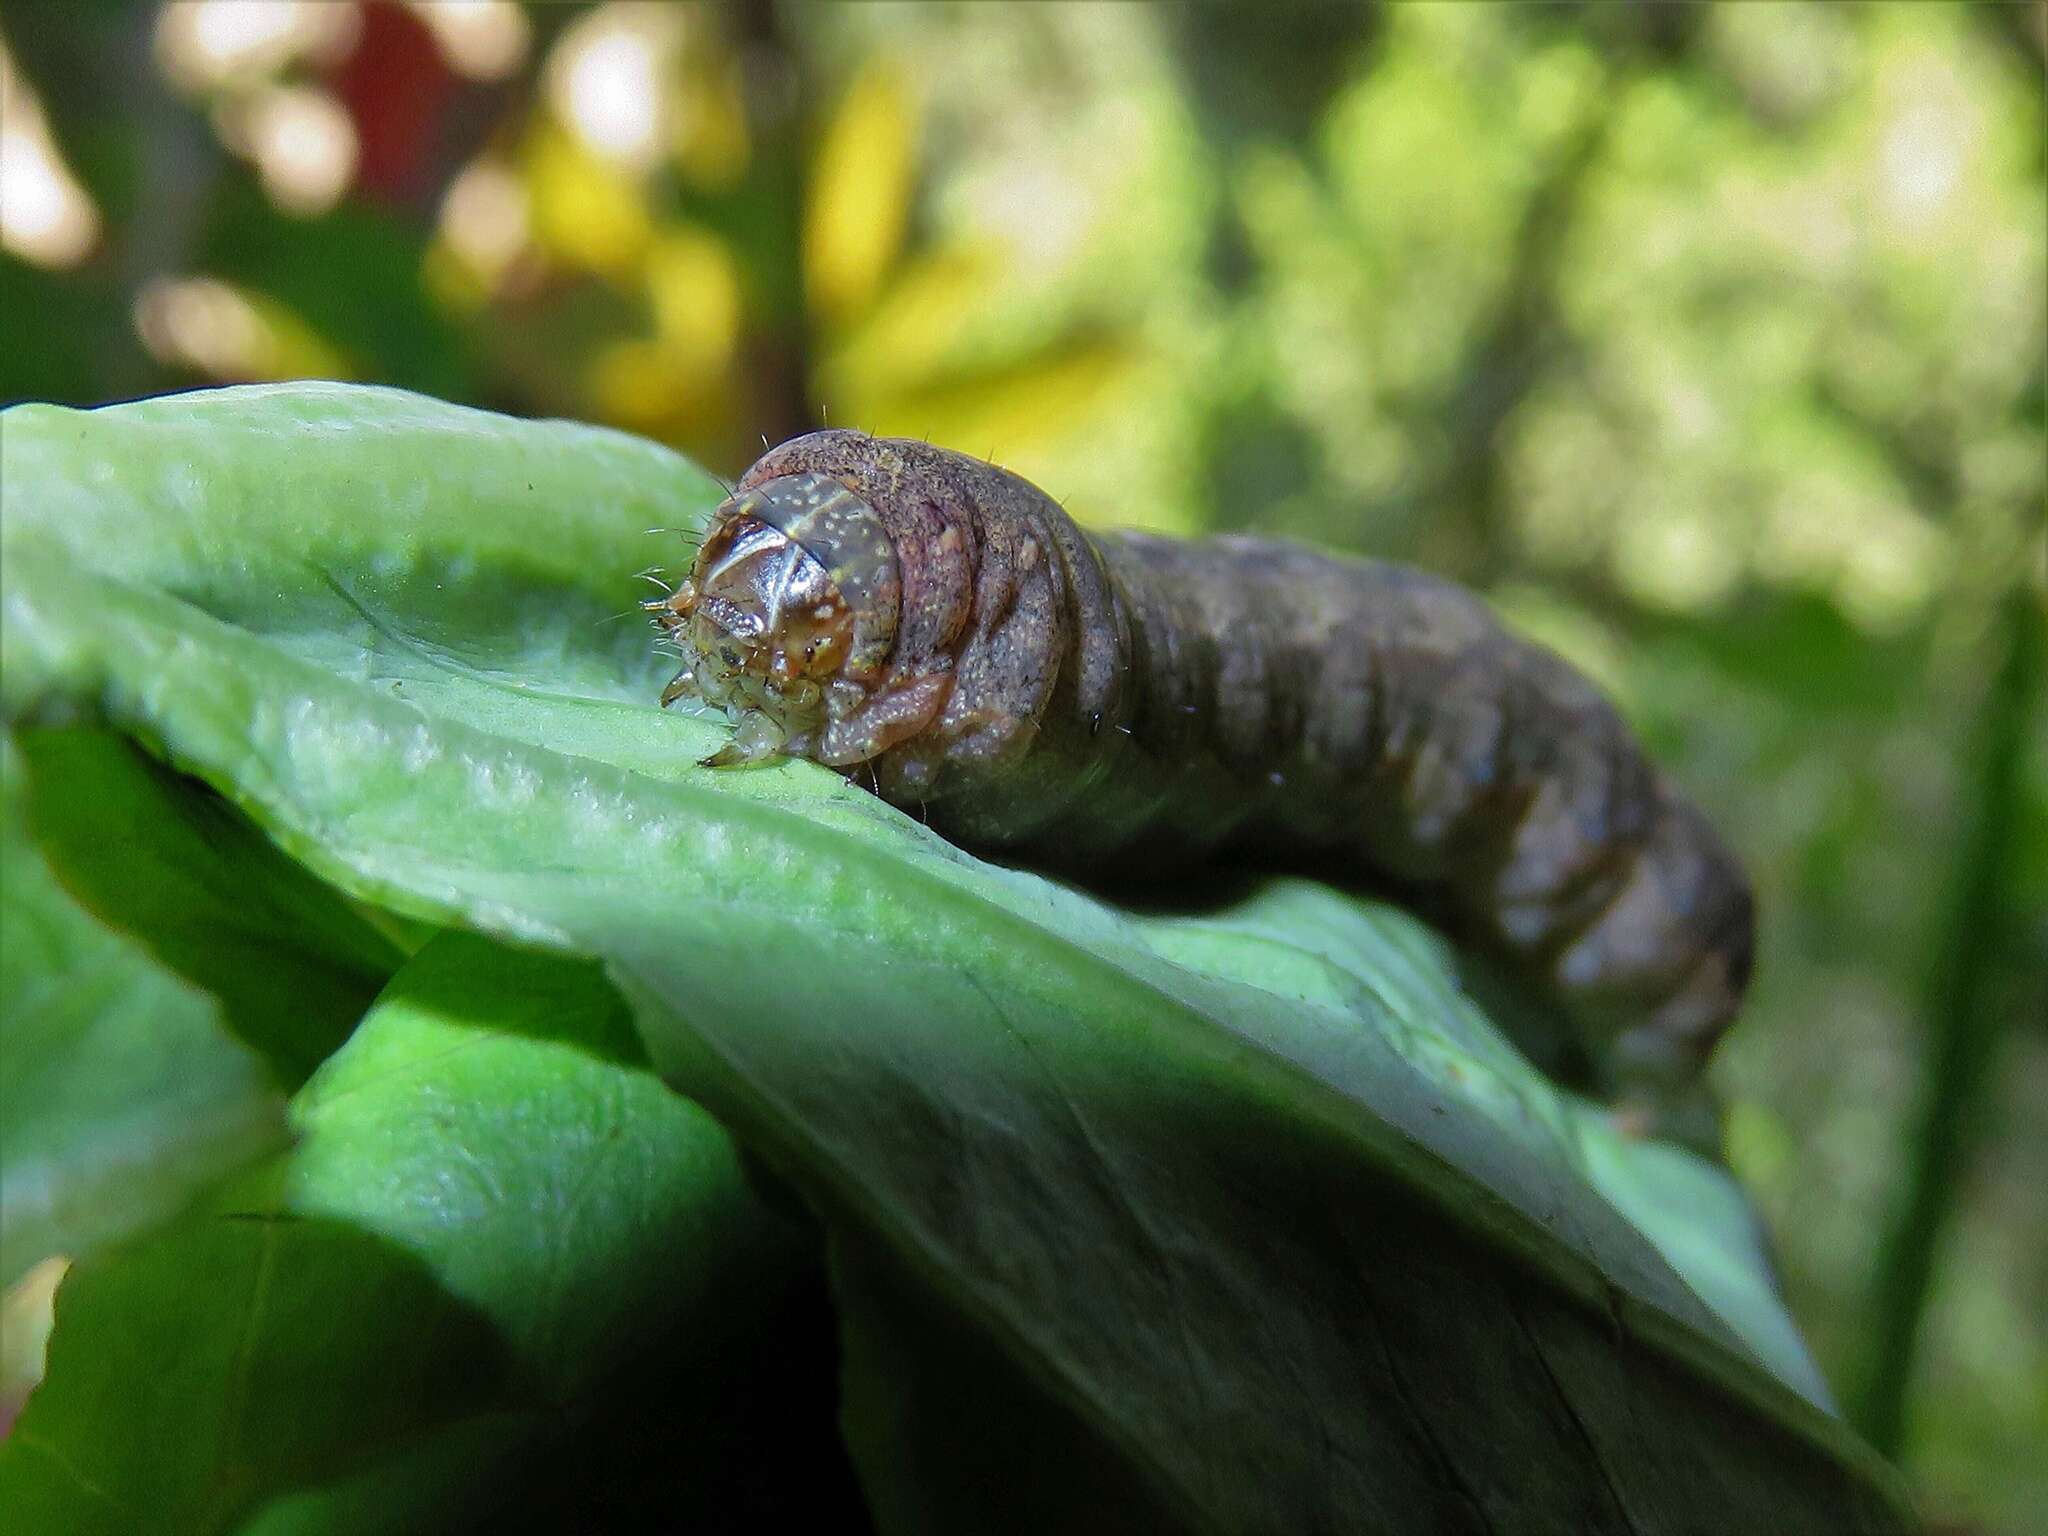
[{"xmin": 650, "ymin": 471, "xmax": 901, "ymax": 765}]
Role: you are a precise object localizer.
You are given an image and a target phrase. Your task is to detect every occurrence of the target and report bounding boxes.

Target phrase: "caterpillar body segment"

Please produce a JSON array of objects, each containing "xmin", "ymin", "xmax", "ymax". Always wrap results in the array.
[{"xmin": 649, "ymin": 430, "xmax": 1755, "ymax": 1104}]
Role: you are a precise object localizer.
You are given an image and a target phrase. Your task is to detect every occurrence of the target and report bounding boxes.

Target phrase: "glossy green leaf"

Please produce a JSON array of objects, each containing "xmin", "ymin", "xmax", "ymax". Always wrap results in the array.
[
  {"xmin": 0, "ymin": 384, "xmax": 1911, "ymax": 1531},
  {"xmin": 0, "ymin": 930, "xmax": 854, "ymax": 1533},
  {"xmin": 2, "ymin": 1209, "xmax": 509, "ymax": 1534},
  {"xmin": 0, "ymin": 734, "xmax": 284, "ymax": 1287},
  {"xmin": 16, "ymin": 726, "xmax": 406, "ymax": 1086}
]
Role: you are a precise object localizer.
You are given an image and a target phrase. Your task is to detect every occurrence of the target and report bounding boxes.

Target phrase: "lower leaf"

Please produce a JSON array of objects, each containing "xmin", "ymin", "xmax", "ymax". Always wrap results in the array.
[{"xmin": 0, "ymin": 933, "xmax": 860, "ymax": 1533}]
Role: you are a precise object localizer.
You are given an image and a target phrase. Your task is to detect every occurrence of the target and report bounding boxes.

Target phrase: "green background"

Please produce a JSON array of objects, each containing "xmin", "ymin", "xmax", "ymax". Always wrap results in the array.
[{"xmin": 2, "ymin": 3, "xmax": 2042, "ymax": 1527}]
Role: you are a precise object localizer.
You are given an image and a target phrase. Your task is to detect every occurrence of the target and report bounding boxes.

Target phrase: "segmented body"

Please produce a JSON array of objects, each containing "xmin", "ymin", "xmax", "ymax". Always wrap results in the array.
[{"xmin": 651, "ymin": 430, "xmax": 1754, "ymax": 1098}]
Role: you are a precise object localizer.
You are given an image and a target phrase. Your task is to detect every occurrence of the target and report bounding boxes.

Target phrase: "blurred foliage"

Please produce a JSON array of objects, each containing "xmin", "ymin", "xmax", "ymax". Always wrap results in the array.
[{"xmin": 0, "ymin": 1, "xmax": 2041, "ymax": 1527}]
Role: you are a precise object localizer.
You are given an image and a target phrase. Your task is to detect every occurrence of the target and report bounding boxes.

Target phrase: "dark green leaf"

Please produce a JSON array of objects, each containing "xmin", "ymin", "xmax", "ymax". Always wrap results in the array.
[
  {"xmin": 0, "ymin": 734, "xmax": 284, "ymax": 1286},
  {"xmin": 0, "ymin": 930, "xmax": 847, "ymax": 1532},
  {"xmin": 2, "ymin": 1210, "xmax": 510, "ymax": 1535},
  {"xmin": 17, "ymin": 726, "xmax": 406, "ymax": 1085}
]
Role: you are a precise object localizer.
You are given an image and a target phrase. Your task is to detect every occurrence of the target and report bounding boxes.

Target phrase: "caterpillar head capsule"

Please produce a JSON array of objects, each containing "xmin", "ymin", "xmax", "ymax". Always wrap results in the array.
[{"xmin": 650, "ymin": 471, "xmax": 902, "ymax": 766}]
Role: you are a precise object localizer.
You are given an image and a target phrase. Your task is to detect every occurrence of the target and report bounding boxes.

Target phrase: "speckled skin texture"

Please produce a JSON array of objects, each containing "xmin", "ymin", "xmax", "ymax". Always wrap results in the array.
[{"xmin": 719, "ymin": 430, "xmax": 1755, "ymax": 1093}]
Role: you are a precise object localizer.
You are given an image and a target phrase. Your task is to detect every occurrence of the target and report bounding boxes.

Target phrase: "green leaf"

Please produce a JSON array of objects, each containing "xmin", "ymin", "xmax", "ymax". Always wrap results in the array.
[
  {"xmin": 17, "ymin": 726, "xmax": 406, "ymax": 1086},
  {"xmin": 2, "ymin": 1209, "xmax": 510, "ymax": 1535},
  {"xmin": 0, "ymin": 930, "xmax": 854, "ymax": 1533},
  {"xmin": 0, "ymin": 384, "xmax": 1911, "ymax": 1530},
  {"xmin": 0, "ymin": 734, "xmax": 285, "ymax": 1287},
  {"xmin": 281, "ymin": 933, "xmax": 811, "ymax": 1399}
]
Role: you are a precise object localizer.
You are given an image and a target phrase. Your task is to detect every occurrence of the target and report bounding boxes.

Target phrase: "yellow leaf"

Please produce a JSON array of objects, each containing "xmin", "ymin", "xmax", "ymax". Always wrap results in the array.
[
  {"xmin": 817, "ymin": 241, "xmax": 1011, "ymax": 401},
  {"xmin": 587, "ymin": 339, "xmax": 697, "ymax": 433},
  {"xmin": 645, "ymin": 227, "xmax": 743, "ymax": 377},
  {"xmin": 852, "ymin": 338, "xmax": 1138, "ymax": 468},
  {"xmin": 804, "ymin": 61, "xmax": 916, "ymax": 327},
  {"xmin": 673, "ymin": 46, "xmax": 750, "ymax": 190},
  {"xmin": 526, "ymin": 122, "xmax": 651, "ymax": 279}
]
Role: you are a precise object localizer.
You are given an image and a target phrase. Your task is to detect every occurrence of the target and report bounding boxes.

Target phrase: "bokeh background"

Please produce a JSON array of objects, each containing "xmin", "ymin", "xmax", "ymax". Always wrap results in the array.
[{"xmin": 2, "ymin": 2, "xmax": 2043, "ymax": 1526}]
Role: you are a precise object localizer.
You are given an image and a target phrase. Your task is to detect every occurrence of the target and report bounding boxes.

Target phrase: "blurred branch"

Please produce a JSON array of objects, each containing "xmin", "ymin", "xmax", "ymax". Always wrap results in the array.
[
  {"xmin": 2, "ymin": 3, "xmax": 212, "ymax": 399},
  {"xmin": 1975, "ymin": 1, "xmax": 2048, "ymax": 76},
  {"xmin": 1423, "ymin": 0, "xmax": 1715, "ymax": 585},
  {"xmin": 727, "ymin": 0, "xmax": 818, "ymax": 449},
  {"xmin": 1167, "ymin": 0, "xmax": 1382, "ymax": 152},
  {"xmin": 1810, "ymin": 378, "xmax": 1963, "ymax": 527},
  {"xmin": 1849, "ymin": 580, "xmax": 2044, "ymax": 1458},
  {"xmin": 113, "ymin": 11, "xmax": 219, "ymax": 365},
  {"xmin": 1423, "ymin": 93, "xmax": 1614, "ymax": 584}
]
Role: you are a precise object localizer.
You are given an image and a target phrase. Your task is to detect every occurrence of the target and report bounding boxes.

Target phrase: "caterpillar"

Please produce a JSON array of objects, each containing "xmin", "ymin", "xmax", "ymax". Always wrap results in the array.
[{"xmin": 648, "ymin": 430, "xmax": 1754, "ymax": 1106}]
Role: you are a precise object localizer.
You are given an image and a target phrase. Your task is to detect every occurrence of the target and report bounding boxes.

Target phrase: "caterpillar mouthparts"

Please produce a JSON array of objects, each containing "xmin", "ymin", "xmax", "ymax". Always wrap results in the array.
[
  {"xmin": 648, "ymin": 470, "xmax": 909, "ymax": 768},
  {"xmin": 651, "ymin": 430, "xmax": 1756, "ymax": 1112}
]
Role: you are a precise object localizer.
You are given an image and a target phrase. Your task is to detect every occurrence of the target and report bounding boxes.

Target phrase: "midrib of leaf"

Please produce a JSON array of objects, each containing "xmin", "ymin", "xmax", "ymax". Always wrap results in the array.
[{"xmin": 203, "ymin": 1213, "xmax": 282, "ymax": 1536}]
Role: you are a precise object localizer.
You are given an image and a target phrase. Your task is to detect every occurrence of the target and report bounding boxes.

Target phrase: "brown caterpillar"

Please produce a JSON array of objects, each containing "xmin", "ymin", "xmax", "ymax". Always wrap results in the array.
[{"xmin": 649, "ymin": 430, "xmax": 1754, "ymax": 1103}]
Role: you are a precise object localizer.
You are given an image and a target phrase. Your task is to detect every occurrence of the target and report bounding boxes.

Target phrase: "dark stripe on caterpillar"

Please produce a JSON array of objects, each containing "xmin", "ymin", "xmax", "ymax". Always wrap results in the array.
[{"xmin": 650, "ymin": 430, "xmax": 1755, "ymax": 1106}]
